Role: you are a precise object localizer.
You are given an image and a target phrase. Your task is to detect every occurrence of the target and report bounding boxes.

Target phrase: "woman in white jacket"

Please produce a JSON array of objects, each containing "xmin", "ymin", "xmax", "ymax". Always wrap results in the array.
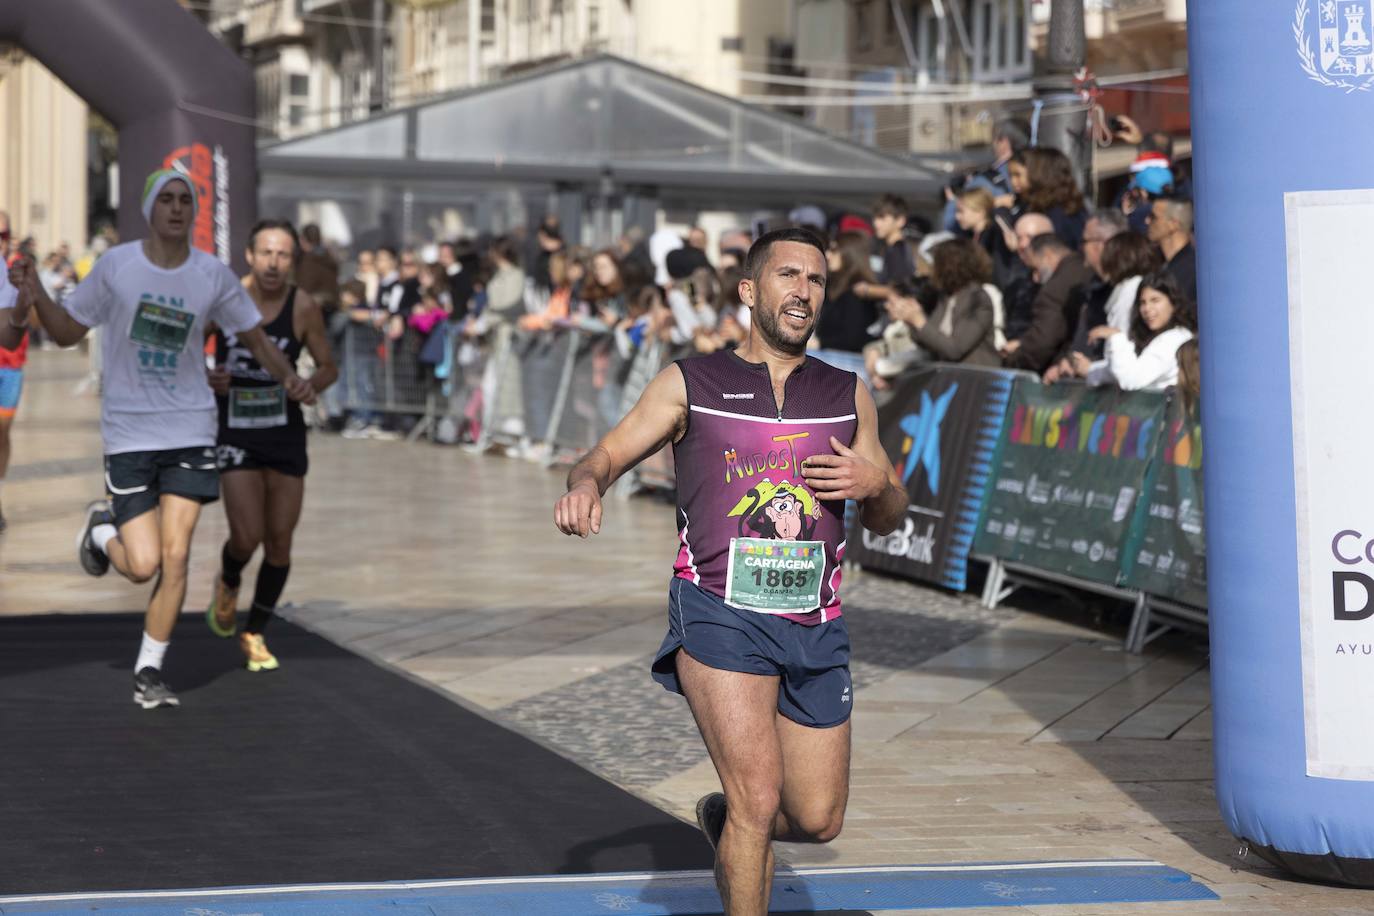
[{"xmin": 1076, "ymin": 271, "xmax": 1195, "ymax": 391}]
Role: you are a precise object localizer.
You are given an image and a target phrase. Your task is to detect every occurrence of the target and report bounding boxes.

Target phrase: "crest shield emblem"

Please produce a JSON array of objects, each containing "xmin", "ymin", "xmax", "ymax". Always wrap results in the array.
[
  {"xmin": 1296, "ymin": 0, "xmax": 1374, "ymax": 91},
  {"xmin": 1319, "ymin": 0, "xmax": 1374, "ymax": 75}
]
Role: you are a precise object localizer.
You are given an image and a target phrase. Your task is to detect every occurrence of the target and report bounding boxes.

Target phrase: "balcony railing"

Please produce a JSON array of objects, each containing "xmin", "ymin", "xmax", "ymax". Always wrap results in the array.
[{"xmin": 244, "ymin": 0, "xmax": 306, "ymax": 45}]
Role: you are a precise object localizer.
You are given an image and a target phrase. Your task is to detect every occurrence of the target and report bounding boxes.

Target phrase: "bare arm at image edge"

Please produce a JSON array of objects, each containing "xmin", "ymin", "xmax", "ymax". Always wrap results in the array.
[{"xmin": 555, "ymin": 363, "xmax": 689, "ymax": 538}]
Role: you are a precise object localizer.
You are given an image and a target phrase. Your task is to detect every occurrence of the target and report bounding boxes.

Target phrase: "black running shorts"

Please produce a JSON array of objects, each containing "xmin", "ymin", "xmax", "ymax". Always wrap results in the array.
[
  {"xmin": 104, "ymin": 446, "xmax": 221, "ymax": 527},
  {"xmin": 215, "ymin": 440, "xmax": 309, "ymax": 478}
]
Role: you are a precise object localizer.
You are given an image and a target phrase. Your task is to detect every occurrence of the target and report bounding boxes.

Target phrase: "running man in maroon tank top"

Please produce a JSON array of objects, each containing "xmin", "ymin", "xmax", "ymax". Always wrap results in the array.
[{"xmin": 555, "ymin": 228, "xmax": 907, "ymax": 916}]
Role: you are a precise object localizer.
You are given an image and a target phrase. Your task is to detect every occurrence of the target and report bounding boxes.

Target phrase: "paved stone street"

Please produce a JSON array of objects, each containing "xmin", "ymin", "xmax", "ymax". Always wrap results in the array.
[{"xmin": 6, "ymin": 352, "xmax": 1374, "ymax": 914}]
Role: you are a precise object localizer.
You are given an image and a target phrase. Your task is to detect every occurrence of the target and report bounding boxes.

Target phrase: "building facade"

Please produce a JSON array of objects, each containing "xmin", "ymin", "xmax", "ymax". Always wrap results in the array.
[
  {"xmin": 0, "ymin": 49, "xmax": 89, "ymax": 255},
  {"xmin": 791, "ymin": 0, "xmax": 1035, "ymax": 156},
  {"xmin": 207, "ymin": 0, "xmax": 794, "ymax": 141}
]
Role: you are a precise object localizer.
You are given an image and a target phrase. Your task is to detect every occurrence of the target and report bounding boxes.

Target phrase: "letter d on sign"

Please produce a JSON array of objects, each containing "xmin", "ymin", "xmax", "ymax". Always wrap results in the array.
[{"xmin": 1334, "ymin": 572, "xmax": 1374, "ymax": 621}]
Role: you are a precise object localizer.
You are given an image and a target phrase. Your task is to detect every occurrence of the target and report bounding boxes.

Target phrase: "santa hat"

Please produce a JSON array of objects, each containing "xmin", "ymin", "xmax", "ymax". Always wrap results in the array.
[
  {"xmin": 838, "ymin": 214, "xmax": 874, "ymax": 236},
  {"xmin": 1129, "ymin": 151, "xmax": 1174, "ymax": 196}
]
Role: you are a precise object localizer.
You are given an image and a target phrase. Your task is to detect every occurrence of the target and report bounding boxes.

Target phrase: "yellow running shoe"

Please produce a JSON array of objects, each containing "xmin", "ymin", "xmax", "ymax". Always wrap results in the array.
[
  {"xmin": 207, "ymin": 577, "xmax": 239, "ymax": 637},
  {"xmin": 239, "ymin": 632, "xmax": 279, "ymax": 672}
]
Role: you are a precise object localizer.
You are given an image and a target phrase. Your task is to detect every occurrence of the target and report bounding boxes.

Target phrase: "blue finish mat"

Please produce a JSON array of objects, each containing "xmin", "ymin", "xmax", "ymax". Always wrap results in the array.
[{"xmin": 0, "ymin": 860, "xmax": 1217, "ymax": 914}]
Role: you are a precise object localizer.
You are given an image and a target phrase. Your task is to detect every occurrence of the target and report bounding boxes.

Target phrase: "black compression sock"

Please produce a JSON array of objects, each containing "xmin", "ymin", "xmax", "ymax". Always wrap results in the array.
[
  {"xmin": 246, "ymin": 604, "xmax": 274, "ymax": 635},
  {"xmin": 247, "ymin": 562, "xmax": 290, "ymax": 633},
  {"xmin": 221, "ymin": 541, "xmax": 251, "ymax": 589}
]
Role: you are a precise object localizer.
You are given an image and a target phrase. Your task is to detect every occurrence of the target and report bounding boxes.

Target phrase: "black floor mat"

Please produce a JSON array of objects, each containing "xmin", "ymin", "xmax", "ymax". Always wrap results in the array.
[{"xmin": 0, "ymin": 613, "xmax": 712, "ymax": 895}]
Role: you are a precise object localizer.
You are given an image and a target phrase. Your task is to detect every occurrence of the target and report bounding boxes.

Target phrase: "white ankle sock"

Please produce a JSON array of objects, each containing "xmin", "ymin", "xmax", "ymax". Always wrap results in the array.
[
  {"xmin": 135, "ymin": 632, "xmax": 169, "ymax": 672},
  {"xmin": 91, "ymin": 524, "xmax": 118, "ymax": 555}
]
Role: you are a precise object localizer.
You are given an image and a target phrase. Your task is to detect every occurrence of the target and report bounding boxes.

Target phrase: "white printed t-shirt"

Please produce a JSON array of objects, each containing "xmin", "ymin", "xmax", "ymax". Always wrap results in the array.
[{"xmin": 63, "ymin": 242, "xmax": 262, "ymax": 455}]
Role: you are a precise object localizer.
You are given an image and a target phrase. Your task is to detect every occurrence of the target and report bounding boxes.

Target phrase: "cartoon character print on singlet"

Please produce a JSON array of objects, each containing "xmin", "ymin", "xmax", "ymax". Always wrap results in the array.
[
  {"xmin": 672, "ymin": 350, "xmax": 858, "ymax": 623},
  {"xmin": 718, "ymin": 436, "xmax": 831, "ymax": 615}
]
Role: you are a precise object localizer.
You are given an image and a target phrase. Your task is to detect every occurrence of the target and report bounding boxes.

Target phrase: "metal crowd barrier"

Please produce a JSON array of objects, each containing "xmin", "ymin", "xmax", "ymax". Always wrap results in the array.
[
  {"xmin": 332, "ymin": 319, "xmax": 1209, "ymax": 653},
  {"xmin": 612, "ymin": 338, "xmax": 688, "ymax": 498},
  {"xmin": 337, "ymin": 322, "xmax": 434, "ymax": 417},
  {"xmin": 545, "ymin": 329, "xmax": 613, "ymax": 461}
]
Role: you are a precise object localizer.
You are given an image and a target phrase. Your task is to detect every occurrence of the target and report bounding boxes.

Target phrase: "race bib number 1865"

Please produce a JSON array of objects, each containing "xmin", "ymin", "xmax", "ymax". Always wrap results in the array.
[{"xmin": 723, "ymin": 537, "xmax": 825, "ymax": 614}]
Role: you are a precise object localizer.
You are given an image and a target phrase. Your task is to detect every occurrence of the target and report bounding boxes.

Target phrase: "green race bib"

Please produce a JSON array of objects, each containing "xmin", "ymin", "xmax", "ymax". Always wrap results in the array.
[
  {"xmin": 228, "ymin": 386, "xmax": 287, "ymax": 429},
  {"xmin": 129, "ymin": 299, "xmax": 195, "ymax": 352},
  {"xmin": 723, "ymin": 537, "xmax": 826, "ymax": 614}
]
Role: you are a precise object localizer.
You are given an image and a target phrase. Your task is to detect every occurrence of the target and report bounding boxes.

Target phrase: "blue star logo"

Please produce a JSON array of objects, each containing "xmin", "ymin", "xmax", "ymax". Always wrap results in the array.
[{"xmin": 899, "ymin": 383, "xmax": 958, "ymax": 494}]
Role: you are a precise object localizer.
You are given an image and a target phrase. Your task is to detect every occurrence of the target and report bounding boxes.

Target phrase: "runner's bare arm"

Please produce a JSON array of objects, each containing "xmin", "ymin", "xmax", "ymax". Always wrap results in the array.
[
  {"xmin": 237, "ymin": 325, "xmax": 316, "ymax": 405},
  {"xmin": 8, "ymin": 257, "xmax": 89, "ymax": 347},
  {"xmin": 801, "ymin": 378, "xmax": 905, "ymax": 535},
  {"xmin": 0, "ymin": 301, "xmax": 26, "ymax": 349},
  {"xmin": 294, "ymin": 290, "xmax": 339, "ymax": 393},
  {"xmin": 554, "ymin": 363, "xmax": 688, "ymax": 538}
]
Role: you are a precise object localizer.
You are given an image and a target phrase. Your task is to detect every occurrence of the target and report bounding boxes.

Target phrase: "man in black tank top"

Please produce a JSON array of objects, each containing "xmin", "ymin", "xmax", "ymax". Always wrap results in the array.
[
  {"xmin": 206, "ymin": 220, "xmax": 338, "ymax": 672},
  {"xmin": 555, "ymin": 229, "xmax": 908, "ymax": 916}
]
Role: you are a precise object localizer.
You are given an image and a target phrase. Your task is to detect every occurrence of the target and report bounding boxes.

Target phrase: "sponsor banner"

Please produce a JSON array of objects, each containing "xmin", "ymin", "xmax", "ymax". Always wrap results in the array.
[
  {"xmin": 161, "ymin": 142, "xmax": 233, "ymax": 265},
  {"xmin": 1287, "ymin": 189, "xmax": 1374, "ymax": 779},
  {"xmin": 973, "ymin": 380, "xmax": 1166, "ymax": 586},
  {"xmin": 848, "ymin": 365, "xmax": 1015, "ymax": 591},
  {"xmin": 1121, "ymin": 394, "xmax": 1207, "ymax": 608}
]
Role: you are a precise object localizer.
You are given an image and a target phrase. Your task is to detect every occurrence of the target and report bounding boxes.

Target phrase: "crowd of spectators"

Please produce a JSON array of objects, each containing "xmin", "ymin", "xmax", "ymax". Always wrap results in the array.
[
  {"xmin": 0, "ymin": 113, "xmax": 1196, "ymax": 453},
  {"xmin": 293, "ymin": 114, "xmax": 1198, "ymax": 449}
]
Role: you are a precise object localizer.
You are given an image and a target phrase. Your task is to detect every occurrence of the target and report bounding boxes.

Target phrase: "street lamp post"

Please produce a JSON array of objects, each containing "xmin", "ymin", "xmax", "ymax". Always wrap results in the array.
[
  {"xmin": 1036, "ymin": 0, "xmax": 1093, "ymax": 199},
  {"xmin": 370, "ymin": 0, "xmax": 387, "ymax": 113}
]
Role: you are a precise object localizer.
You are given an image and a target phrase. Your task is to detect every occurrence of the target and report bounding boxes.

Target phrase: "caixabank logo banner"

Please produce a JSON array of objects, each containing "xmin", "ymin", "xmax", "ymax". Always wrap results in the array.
[{"xmin": 850, "ymin": 367, "xmax": 1012, "ymax": 591}]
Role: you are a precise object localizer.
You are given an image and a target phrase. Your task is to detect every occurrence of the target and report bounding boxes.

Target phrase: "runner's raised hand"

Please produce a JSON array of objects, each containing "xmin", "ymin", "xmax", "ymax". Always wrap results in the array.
[{"xmin": 555, "ymin": 480, "xmax": 603, "ymax": 538}]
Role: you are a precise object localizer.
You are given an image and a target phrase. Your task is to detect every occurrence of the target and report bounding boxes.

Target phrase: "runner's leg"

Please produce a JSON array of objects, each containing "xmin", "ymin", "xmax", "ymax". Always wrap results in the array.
[
  {"xmin": 773, "ymin": 714, "xmax": 851, "ymax": 842},
  {"xmin": 222, "ymin": 468, "xmax": 267, "ymax": 567},
  {"xmin": 250, "ymin": 468, "xmax": 304, "ymax": 631},
  {"xmin": 0, "ymin": 411, "xmax": 13, "ymax": 524},
  {"xmin": 144, "ymin": 494, "xmax": 202, "ymax": 642},
  {"xmin": 208, "ymin": 468, "xmax": 265, "ymax": 635},
  {"xmin": 676, "ymin": 649, "xmax": 783, "ymax": 916},
  {"xmin": 105, "ymin": 509, "xmax": 162, "ymax": 583},
  {"xmin": 0, "ymin": 414, "xmax": 11, "ymax": 472}
]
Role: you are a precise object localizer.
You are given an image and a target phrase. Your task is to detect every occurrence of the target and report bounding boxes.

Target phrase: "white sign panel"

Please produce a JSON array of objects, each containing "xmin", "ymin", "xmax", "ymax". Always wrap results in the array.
[{"xmin": 1288, "ymin": 189, "xmax": 1374, "ymax": 780}]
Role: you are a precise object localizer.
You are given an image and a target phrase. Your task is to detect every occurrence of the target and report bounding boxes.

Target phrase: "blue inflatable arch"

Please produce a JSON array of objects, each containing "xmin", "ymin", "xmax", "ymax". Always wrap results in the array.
[
  {"xmin": 0, "ymin": 0, "xmax": 257, "ymax": 267},
  {"xmin": 1192, "ymin": 0, "xmax": 1374, "ymax": 886}
]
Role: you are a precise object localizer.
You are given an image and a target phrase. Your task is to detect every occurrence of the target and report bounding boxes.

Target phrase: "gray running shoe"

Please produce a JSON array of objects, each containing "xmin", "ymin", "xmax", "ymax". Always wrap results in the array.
[
  {"xmin": 695, "ymin": 792, "xmax": 727, "ymax": 852},
  {"xmin": 133, "ymin": 667, "xmax": 180, "ymax": 709},
  {"xmin": 77, "ymin": 500, "xmax": 113, "ymax": 577}
]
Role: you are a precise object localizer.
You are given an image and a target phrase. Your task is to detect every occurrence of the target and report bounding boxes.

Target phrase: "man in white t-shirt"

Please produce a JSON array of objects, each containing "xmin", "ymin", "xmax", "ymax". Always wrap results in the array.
[{"xmin": 8, "ymin": 169, "xmax": 314, "ymax": 709}]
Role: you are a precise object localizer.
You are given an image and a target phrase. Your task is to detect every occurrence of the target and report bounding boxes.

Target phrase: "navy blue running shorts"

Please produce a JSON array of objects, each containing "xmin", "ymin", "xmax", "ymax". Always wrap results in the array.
[{"xmin": 651, "ymin": 577, "xmax": 853, "ymax": 728}]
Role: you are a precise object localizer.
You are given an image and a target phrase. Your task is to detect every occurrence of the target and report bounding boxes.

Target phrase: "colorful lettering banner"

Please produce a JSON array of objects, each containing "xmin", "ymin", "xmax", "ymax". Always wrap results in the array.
[
  {"xmin": 1121, "ymin": 394, "xmax": 1207, "ymax": 608},
  {"xmin": 973, "ymin": 381, "xmax": 1167, "ymax": 586}
]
